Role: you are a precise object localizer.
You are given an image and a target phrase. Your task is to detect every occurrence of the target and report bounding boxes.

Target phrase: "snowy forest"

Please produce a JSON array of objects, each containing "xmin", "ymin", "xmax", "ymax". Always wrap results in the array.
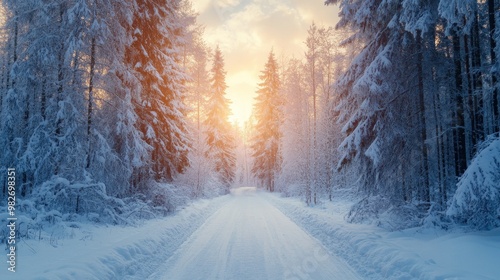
[
  {"xmin": 269, "ymin": 0, "xmax": 500, "ymax": 231},
  {"xmin": 0, "ymin": 0, "xmax": 499, "ymax": 249}
]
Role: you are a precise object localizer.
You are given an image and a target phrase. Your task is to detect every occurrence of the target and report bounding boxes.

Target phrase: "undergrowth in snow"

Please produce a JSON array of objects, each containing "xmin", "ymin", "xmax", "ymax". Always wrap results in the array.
[
  {"xmin": 0, "ymin": 178, "xmax": 195, "ymax": 248},
  {"xmin": 0, "ymin": 195, "xmax": 230, "ymax": 280},
  {"xmin": 447, "ymin": 135, "xmax": 500, "ymax": 229}
]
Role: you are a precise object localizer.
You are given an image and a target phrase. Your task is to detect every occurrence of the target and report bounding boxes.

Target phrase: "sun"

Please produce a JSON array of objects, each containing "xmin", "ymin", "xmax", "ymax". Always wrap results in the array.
[
  {"xmin": 227, "ymin": 92, "xmax": 253, "ymax": 128},
  {"xmin": 225, "ymin": 74, "xmax": 256, "ymax": 128}
]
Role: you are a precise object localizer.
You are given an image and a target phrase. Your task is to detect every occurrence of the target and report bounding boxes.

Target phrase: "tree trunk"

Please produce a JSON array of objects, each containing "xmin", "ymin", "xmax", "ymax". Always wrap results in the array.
[
  {"xmin": 488, "ymin": 0, "xmax": 499, "ymax": 132},
  {"xmin": 86, "ymin": 37, "xmax": 96, "ymax": 169},
  {"xmin": 416, "ymin": 31, "xmax": 430, "ymax": 203},
  {"xmin": 452, "ymin": 33, "xmax": 467, "ymax": 177},
  {"xmin": 55, "ymin": 6, "xmax": 65, "ymax": 175},
  {"xmin": 462, "ymin": 35, "xmax": 473, "ymax": 166},
  {"xmin": 470, "ymin": 15, "xmax": 484, "ymax": 145}
]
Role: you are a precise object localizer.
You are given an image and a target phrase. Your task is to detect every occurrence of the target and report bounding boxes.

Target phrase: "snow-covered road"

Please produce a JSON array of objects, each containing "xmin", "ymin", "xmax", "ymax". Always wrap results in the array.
[
  {"xmin": 148, "ymin": 187, "xmax": 361, "ymax": 280},
  {"xmin": 5, "ymin": 187, "xmax": 498, "ymax": 279}
]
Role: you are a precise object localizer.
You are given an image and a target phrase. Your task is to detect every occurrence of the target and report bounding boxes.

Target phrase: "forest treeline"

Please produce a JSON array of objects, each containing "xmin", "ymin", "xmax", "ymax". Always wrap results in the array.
[
  {"xmin": 0, "ymin": 0, "xmax": 498, "ymax": 233},
  {"xmin": 253, "ymin": 0, "xmax": 499, "ymax": 230},
  {"xmin": 0, "ymin": 0, "xmax": 240, "ymax": 231}
]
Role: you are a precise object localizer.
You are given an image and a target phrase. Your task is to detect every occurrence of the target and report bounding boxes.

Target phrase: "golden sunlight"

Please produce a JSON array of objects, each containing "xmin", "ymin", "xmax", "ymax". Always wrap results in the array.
[
  {"xmin": 226, "ymin": 71, "xmax": 255, "ymax": 126},
  {"xmin": 192, "ymin": 0, "xmax": 339, "ymax": 127}
]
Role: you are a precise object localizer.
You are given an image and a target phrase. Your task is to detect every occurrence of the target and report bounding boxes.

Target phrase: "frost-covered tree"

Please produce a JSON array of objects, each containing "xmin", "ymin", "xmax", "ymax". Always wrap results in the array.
[
  {"xmin": 277, "ymin": 58, "xmax": 309, "ymax": 196},
  {"xmin": 320, "ymin": 0, "xmax": 500, "ymax": 229},
  {"xmin": 322, "ymin": 0, "xmax": 439, "ymax": 226},
  {"xmin": 304, "ymin": 22, "xmax": 346, "ymax": 204},
  {"xmin": 0, "ymin": 0, "xmax": 199, "ymax": 224},
  {"xmin": 447, "ymin": 135, "xmax": 500, "ymax": 230},
  {"xmin": 126, "ymin": 0, "xmax": 191, "ymax": 188},
  {"xmin": 204, "ymin": 46, "xmax": 236, "ymax": 190},
  {"xmin": 183, "ymin": 39, "xmax": 211, "ymax": 196},
  {"xmin": 304, "ymin": 22, "xmax": 321, "ymax": 204},
  {"xmin": 275, "ymin": 23, "xmax": 350, "ymax": 202},
  {"xmin": 251, "ymin": 50, "xmax": 282, "ymax": 192}
]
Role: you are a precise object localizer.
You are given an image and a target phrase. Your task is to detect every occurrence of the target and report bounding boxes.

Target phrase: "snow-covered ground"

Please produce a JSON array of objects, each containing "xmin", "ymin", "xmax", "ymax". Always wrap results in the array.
[
  {"xmin": 1, "ymin": 195, "xmax": 230, "ymax": 280},
  {"xmin": 3, "ymin": 187, "xmax": 499, "ymax": 279},
  {"xmin": 149, "ymin": 187, "xmax": 361, "ymax": 280},
  {"xmin": 266, "ymin": 190, "xmax": 500, "ymax": 280}
]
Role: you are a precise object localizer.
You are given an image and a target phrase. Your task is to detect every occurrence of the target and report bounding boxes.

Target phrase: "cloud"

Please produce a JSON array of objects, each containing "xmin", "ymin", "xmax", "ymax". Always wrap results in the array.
[
  {"xmin": 191, "ymin": 0, "xmax": 339, "ymax": 124},
  {"xmin": 291, "ymin": 0, "xmax": 339, "ymax": 25}
]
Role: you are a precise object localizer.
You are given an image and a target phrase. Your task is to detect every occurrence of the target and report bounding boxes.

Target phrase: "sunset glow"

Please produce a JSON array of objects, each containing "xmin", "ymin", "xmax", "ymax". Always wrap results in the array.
[
  {"xmin": 2, "ymin": 0, "xmax": 499, "ymax": 278},
  {"xmin": 192, "ymin": 0, "xmax": 339, "ymax": 126}
]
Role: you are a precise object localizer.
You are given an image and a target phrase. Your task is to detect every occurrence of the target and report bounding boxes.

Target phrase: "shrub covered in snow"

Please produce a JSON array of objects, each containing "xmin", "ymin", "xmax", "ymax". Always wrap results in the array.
[
  {"xmin": 0, "ymin": 176, "xmax": 195, "ymax": 246},
  {"xmin": 346, "ymin": 195, "xmax": 427, "ymax": 230},
  {"xmin": 447, "ymin": 135, "xmax": 500, "ymax": 230}
]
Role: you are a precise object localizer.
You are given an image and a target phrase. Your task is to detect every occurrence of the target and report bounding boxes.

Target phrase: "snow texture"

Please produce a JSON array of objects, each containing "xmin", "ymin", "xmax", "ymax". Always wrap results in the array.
[
  {"xmin": 266, "ymin": 190, "xmax": 499, "ymax": 280},
  {"xmin": 0, "ymin": 196, "xmax": 229, "ymax": 280},
  {"xmin": 447, "ymin": 136, "xmax": 500, "ymax": 229},
  {"xmin": 3, "ymin": 188, "xmax": 499, "ymax": 280}
]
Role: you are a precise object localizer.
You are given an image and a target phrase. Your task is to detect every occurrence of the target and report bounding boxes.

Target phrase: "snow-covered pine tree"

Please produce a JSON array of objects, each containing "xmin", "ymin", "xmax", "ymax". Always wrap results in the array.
[
  {"xmin": 126, "ymin": 0, "xmax": 191, "ymax": 189},
  {"xmin": 447, "ymin": 134, "xmax": 500, "ymax": 230},
  {"xmin": 204, "ymin": 46, "xmax": 236, "ymax": 191},
  {"xmin": 0, "ymin": 0, "xmax": 197, "ymax": 222},
  {"xmin": 304, "ymin": 22, "xmax": 321, "ymax": 204},
  {"xmin": 327, "ymin": 0, "xmax": 402, "ymax": 198},
  {"xmin": 0, "ymin": 0, "xmax": 91, "ymax": 196},
  {"xmin": 325, "ymin": 0, "xmax": 439, "ymax": 227},
  {"xmin": 251, "ymin": 50, "xmax": 282, "ymax": 192},
  {"xmin": 277, "ymin": 58, "xmax": 309, "ymax": 197},
  {"xmin": 178, "ymin": 32, "xmax": 213, "ymax": 197},
  {"xmin": 322, "ymin": 0, "xmax": 500, "ymax": 229},
  {"xmin": 86, "ymin": 0, "xmax": 149, "ymax": 196},
  {"xmin": 0, "ymin": 0, "xmax": 152, "ymax": 220}
]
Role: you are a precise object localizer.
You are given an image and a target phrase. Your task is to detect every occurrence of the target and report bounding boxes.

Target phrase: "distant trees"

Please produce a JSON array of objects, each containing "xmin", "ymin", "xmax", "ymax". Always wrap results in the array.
[
  {"xmin": 277, "ymin": 58, "xmax": 309, "ymax": 196},
  {"xmin": 251, "ymin": 50, "xmax": 282, "ymax": 192},
  {"xmin": 276, "ymin": 22, "xmax": 349, "ymax": 203},
  {"xmin": 175, "ymin": 36, "xmax": 239, "ymax": 197}
]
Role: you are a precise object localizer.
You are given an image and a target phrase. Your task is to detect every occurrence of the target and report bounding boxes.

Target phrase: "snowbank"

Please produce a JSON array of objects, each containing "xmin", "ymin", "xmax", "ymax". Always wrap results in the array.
[
  {"xmin": 265, "ymin": 191, "xmax": 499, "ymax": 280},
  {"xmin": 447, "ymin": 136, "xmax": 500, "ymax": 229},
  {"xmin": 0, "ymin": 195, "xmax": 229, "ymax": 279}
]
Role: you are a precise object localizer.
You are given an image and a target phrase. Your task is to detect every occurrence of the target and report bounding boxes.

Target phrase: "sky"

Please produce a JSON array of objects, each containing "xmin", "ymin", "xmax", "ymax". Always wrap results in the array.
[{"xmin": 191, "ymin": 0, "xmax": 339, "ymax": 126}]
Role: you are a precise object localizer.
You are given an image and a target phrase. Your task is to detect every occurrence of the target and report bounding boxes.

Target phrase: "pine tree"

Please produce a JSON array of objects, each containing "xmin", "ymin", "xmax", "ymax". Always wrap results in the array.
[
  {"xmin": 447, "ymin": 135, "xmax": 500, "ymax": 230},
  {"xmin": 277, "ymin": 58, "xmax": 309, "ymax": 196},
  {"xmin": 126, "ymin": 0, "xmax": 191, "ymax": 188},
  {"xmin": 178, "ymin": 33, "xmax": 213, "ymax": 197},
  {"xmin": 305, "ymin": 22, "xmax": 320, "ymax": 204},
  {"xmin": 204, "ymin": 46, "xmax": 236, "ymax": 190},
  {"xmin": 251, "ymin": 50, "xmax": 282, "ymax": 192}
]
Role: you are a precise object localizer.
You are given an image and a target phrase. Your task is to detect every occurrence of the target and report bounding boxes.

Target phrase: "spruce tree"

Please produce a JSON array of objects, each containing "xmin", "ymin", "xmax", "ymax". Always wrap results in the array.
[
  {"xmin": 251, "ymin": 50, "xmax": 282, "ymax": 192},
  {"xmin": 126, "ymin": 0, "xmax": 191, "ymax": 187},
  {"xmin": 204, "ymin": 46, "xmax": 236, "ymax": 190}
]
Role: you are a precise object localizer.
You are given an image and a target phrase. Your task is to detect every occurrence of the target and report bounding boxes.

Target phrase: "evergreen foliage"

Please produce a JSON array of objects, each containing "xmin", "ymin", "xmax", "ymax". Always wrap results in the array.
[
  {"xmin": 204, "ymin": 46, "xmax": 236, "ymax": 191},
  {"xmin": 251, "ymin": 50, "xmax": 282, "ymax": 192}
]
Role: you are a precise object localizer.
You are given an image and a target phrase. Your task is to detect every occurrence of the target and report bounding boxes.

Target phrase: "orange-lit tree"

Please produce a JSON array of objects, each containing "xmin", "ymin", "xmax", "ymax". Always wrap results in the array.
[
  {"xmin": 204, "ymin": 46, "xmax": 236, "ymax": 190},
  {"xmin": 127, "ymin": 0, "xmax": 191, "ymax": 189},
  {"xmin": 182, "ymin": 38, "xmax": 212, "ymax": 197},
  {"xmin": 251, "ymin": 50, "xmax": 282, "ymax": 192}
]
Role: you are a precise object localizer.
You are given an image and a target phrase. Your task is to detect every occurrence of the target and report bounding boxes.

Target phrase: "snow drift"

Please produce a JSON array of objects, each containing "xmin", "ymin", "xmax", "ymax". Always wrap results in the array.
[{"xmin": 447, "ymin": 135, "xmax": 500, "ymax": 229}]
